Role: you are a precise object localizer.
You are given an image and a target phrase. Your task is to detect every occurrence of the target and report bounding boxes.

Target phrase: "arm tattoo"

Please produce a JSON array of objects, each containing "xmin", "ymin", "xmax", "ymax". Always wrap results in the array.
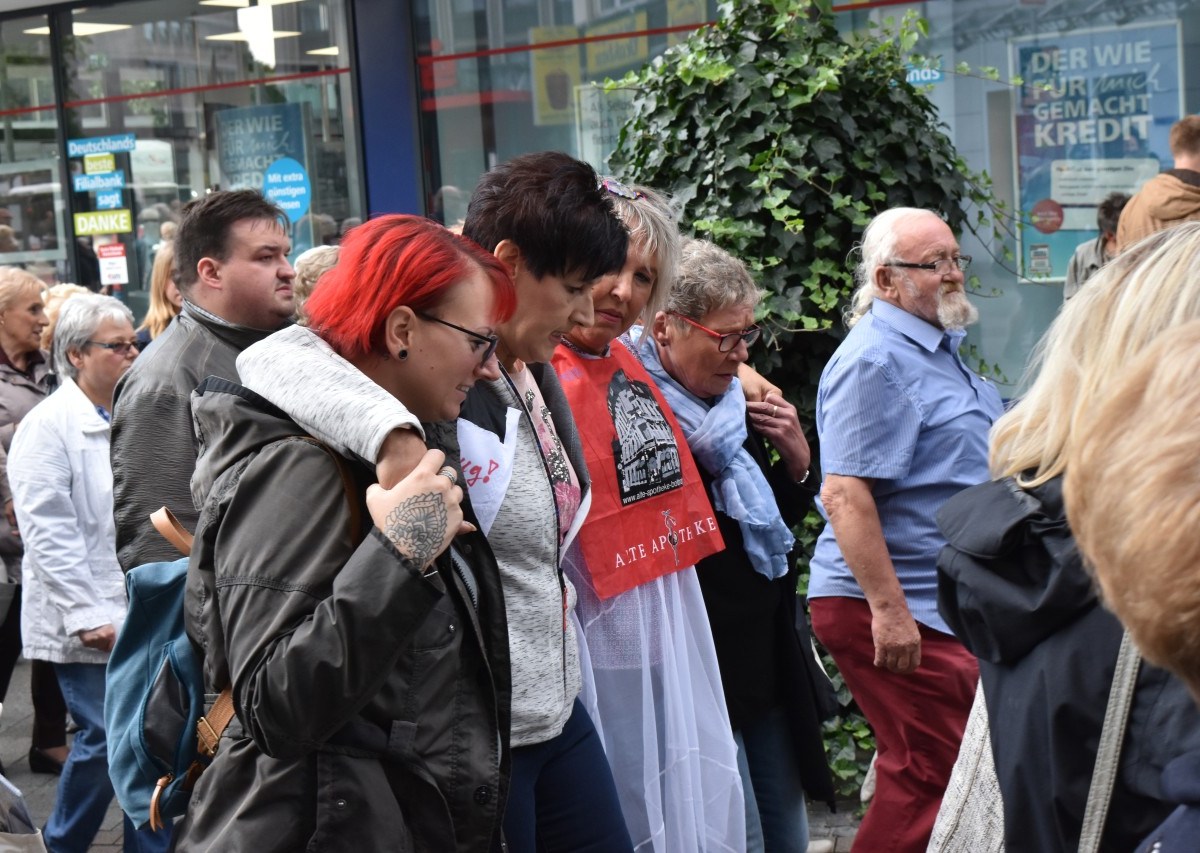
[{"xmin": 382, "ymin": 492, "xmax": 447, "ymax": 569}]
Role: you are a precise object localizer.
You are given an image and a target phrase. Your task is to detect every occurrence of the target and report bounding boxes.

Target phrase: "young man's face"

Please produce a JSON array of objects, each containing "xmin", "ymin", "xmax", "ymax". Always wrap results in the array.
[{"xmin": 211, "ymin": 218, "xmax": 296, "ymax": 330}]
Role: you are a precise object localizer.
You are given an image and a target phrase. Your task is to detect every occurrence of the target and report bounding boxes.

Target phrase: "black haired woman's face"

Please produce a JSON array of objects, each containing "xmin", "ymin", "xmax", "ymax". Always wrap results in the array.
[{"xmin": 497, "ymin": 266, "xmax": 595, "ymax": 367}]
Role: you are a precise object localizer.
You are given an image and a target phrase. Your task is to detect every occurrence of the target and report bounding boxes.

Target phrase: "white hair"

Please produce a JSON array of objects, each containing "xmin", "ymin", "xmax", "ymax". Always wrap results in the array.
[
  {"xmin": 54, "ymin": 294, "xmax": 134, "ymax": 380},
  {"xmin": 845, "ymin": 207, "xmax": 945, "ymax": 327}
]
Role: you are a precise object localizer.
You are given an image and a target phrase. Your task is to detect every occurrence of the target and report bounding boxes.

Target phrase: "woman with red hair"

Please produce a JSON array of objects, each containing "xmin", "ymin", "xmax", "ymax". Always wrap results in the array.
[{"xmin": 173, "ymin": 215, "xmax": 517, "ymax": 852}]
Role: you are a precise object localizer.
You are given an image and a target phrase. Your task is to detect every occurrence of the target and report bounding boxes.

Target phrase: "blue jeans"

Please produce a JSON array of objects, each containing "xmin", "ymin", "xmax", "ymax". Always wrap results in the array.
[
  {"xmin": 504, "ymin": 699, "xmax": 634, "ymax": 853},
  {"xmin": 46, "ymin": 662, "xmax": 172, "ymax": 853},
  {"xmin": 734, "ymin": 707, "xmax": 810, "ymax": 853}
]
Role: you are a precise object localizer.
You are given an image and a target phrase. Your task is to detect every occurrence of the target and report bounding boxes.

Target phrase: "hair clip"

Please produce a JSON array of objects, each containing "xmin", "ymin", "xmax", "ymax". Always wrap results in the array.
[{"xmin": 598, "ymin": 177, "xmax": 646, "ymax": 201}]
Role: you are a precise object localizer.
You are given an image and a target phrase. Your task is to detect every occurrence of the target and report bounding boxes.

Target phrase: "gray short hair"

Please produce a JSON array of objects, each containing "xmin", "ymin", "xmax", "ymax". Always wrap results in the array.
[
  {"xmin": 664, "ymin": 239, "xmax": 761, "ymax": 321},
  {"xmin": 846, "ymin": 207, "xmax": 943, "ymax": 327},
  {"xmin": 54, "ymin": 294, "xmax": 134, "ymax": 380}
]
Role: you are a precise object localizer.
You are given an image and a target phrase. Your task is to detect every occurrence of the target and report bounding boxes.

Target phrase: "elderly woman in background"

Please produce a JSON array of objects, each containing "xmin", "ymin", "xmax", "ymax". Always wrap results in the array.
[
  {"xmin": 291, "ymin": 244, "xmax": 338, "ymax": 324},
  {"xmin": 41, "ymin": 283, "xmax": 91, "ymax": 353},
  {"xmin": 640, "ymin": 240, "xmax": 834, "ymax": 853},
  {"xmin": 8, "ymin": 295, "xmax": 169, "ymax": 852},
  {"xmin": 0, "ymin": 266, "xmax": 68, "ymax": 777},
  {"xmin": 937, "ymin": 222, "xmax": 1200, "ymax": 852},
  {"xmin": 135, "ymin": 241, "xmax": 182, "ymax": 349}
]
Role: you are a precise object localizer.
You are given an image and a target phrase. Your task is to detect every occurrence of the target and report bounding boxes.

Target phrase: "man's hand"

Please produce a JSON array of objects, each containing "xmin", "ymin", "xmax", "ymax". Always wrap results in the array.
[
  {"xmin": 367, "ymin": 449, "xmax": 474, "ymax": 570},
  {"xmin": 78, "ymin": 624, "xmax": 116, "ymax": 652},
  {"xmin": 871, "ymin": 606, "xmax": 922, "ymax": 674},
  {"xmin": 375, "ymin": 427, "xmax": 428, "ymax": 489}
]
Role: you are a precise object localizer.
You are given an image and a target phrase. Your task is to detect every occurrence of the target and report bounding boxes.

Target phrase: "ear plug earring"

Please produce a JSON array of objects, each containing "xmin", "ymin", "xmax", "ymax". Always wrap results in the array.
[{"xmin": 398, "ymin": 349, "xmax": 408, "ymax": 361}]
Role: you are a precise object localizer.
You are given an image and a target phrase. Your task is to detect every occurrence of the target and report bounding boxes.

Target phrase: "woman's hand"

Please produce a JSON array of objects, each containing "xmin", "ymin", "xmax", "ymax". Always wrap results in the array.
[
  {"xmin": 737, "ymin": 362, "xmax": 782, "ymax": 403},
  {"xmin": 748, "ymin": 392, "xmax": 811, "ymax": 482},
  {"xmin": 78, "ymin": 624, "xmax": 116, "ymax": 652},
  {"xmin": 366, "ymin": 449, "xmax": 475, "ymax": 570},
  {"xmin": 4, "ymin": 499, "xmax": 17, "ymax": 535}
]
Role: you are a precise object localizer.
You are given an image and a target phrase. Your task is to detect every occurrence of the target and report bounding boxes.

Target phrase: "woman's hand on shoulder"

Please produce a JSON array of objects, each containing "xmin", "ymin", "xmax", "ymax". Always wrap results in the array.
[
  {"xmin": 367, "ymin": 449, "xmax": 475, "ymax": 570},
  {"xmin": 748, "ymin": 392, "xmax": 811, "ymax": 482}
]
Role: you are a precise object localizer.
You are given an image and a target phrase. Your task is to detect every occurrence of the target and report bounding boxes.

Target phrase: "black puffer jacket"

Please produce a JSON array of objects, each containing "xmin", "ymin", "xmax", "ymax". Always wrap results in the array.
[
  {"xmin": 177, "ymin": 379, "xmax": 511, "ymax": 852},
  {"xmin": 937, "ymin": 476, "xmax": 1200, "ymax": 853}
]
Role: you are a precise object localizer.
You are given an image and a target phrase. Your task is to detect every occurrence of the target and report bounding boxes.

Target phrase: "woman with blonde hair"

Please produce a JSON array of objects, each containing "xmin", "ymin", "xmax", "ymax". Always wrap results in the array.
[
  {"xmin": 135, "ymin": 240, "xmax": 181, "ymax": 348},
  {"xmin": 0, "ymin": 266, "xmax": 69, "ymax": 776},
  {"xmin": 936, "ymin": 222, "xmax": 1200, "ymax": 852}
]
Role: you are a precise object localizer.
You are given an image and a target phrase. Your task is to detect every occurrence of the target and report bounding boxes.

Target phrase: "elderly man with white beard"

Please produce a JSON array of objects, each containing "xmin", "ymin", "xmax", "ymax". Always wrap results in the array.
[{"xmin": 806, "ymin": 208, "xmax": 1003, "ymax": 853}]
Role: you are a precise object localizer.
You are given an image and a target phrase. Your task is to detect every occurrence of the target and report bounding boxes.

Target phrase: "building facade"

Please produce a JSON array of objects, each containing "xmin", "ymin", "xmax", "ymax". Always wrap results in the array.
[{"xmin": 0, "ymin": 0, "xmax": 1196, "ymax": 380}]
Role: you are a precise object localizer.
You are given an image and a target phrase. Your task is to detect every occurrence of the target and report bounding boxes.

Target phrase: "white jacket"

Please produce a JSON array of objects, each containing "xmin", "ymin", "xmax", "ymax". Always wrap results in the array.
[{"xmin": 9, "ymin": 377, "xmax": 126, "ymax": 664}]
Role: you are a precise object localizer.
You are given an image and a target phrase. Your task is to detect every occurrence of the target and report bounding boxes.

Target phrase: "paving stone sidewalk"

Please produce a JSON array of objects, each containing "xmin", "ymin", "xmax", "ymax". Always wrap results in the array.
[{"xmin": 2, "ymin": 657, "xmax": 860, "ymax": 851}]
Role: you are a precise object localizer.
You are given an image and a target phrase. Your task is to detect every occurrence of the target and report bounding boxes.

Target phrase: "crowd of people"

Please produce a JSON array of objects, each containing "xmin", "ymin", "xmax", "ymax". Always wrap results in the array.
[{"xmin": 0, "ymin": 139, "xmax": 1196, "ymax": 853}]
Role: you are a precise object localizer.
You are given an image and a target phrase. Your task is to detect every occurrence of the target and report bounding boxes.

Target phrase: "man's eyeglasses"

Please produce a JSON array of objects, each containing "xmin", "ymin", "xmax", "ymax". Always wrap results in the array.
[
  {"xmin": 669, "ymin": 312, "xmax": 761, "ymax": 352},
  {"xmin": 885, "ymin": 255, "xmax": 972, "ymax": 275},
  {"xmin": 416, "ymin": 312, "xmax": 499, "ymax": 366},
  {"xmin": 86, "ymin": 340, "xmax": 139, "ymax": 355}
]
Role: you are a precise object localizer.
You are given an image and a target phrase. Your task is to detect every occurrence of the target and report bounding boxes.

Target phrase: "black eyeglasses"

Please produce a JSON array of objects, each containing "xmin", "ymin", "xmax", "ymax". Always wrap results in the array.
[
  {"xmin": 669, "ymin": 312, "xmax": 761, "ymax": 353},
  {"xmin": 86, "ymin": 340, "xmax": 139, "ymax": 355},
  {"xmin": 415, "ymin": 312, "xmax": 498, "ymax": 366},
  {"xmin": 885, "ymin": 255, "xmax": 972, "ymax": 275}
]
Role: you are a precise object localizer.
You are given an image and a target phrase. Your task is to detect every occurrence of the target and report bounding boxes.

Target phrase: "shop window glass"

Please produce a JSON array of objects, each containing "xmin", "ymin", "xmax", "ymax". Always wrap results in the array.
[
  {"xmin": 412, "ymin": 0, "xmax": 1200, "ymax": 382},
  {"xmin": 0, "ymin": 14, "xmax": 68, "ymax": 285},
  {"xmin": 57, "ymin": 0, "xmax": 363, "ymax": 318}
]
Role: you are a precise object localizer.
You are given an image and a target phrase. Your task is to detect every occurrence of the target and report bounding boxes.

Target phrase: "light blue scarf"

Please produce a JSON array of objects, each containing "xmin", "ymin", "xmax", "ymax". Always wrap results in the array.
[{"xmin": 639, "ymin": 337, "xmax": 794, "ymax": 579}]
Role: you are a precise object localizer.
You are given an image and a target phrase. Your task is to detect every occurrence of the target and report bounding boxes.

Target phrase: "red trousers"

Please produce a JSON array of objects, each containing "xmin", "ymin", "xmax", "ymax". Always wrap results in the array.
[{"xmin": 810, "ymin": 596, "xmax": 977, "ymax": 853}]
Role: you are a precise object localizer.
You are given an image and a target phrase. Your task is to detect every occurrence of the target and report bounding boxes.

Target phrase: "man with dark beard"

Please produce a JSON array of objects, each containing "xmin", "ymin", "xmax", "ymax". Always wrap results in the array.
[{"xmin": 805, "ymin": 208, "xmax": 1003, "ymax": 853}]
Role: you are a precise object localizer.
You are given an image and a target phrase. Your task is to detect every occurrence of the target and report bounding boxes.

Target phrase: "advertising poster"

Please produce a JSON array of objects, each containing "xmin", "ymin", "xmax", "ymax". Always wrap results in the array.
[
  {"xmin": 530, "ymin": 26, "xmax": 581, "ymax": 127},
  {"xmin": 586, "ymin": 12, "xmax": 648, "ymax": 77},
  {"xmin": 1011, "ymin": 22, "xmax": 1182, "ymax": 279},
  {"xmin": 216, "ymin": 103, "xmax": 308, "ymax": 192}
]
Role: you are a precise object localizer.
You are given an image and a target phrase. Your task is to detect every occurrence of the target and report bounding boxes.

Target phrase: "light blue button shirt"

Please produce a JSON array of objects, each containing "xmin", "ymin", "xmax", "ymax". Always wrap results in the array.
[{"xmin": 809, "ymin": 300, "xmax": 1004, "ymax": 635}]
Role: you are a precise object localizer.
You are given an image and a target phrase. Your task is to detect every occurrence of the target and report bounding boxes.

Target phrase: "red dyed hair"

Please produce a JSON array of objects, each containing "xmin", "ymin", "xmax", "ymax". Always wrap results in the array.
[{"xmin": 305, "ymin": 214, "xmax": 515, "ymax": 360}]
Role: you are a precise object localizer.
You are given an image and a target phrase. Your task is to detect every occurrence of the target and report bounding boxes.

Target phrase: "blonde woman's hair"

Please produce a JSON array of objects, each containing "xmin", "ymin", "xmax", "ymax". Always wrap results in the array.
[
  {"xmin": 137, "ymin": 242, "xmax": 180, "ymax": 341},
  {"xmin": 41, "ymin": 283, "xmax": 91, "ymax": 351},
  {"xmin": 990, "ymin": 221, "xmax": 1200, "ymax": 487},
  {"xmin": 292, "ymin": 245, "xmax": 339, "ymax": 324},
  {"xmin": 0, "ymin": 266, "xmax": 44, "ymax": 315},
  {"xmin": 1064, "ymin": 320, "xmax": 1200, "ymax": 696},
  {"xmin": 600, "ymin": 180, "xmax": 680, "ymax": 333}
]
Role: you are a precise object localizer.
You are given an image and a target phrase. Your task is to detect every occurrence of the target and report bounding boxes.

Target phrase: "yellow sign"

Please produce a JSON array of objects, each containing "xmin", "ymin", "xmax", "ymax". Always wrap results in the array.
[
  {"xmin": 83, "ymin": 153, "xmax": 116, "ymax": 175},
  {"xmin": 74, "ymin": 209, "xmax": 132, "ymax": 236},
  {"xmin": 586, "ymin": 13, "xmax": 648, "ymax": 76},
  {"xmin": 667, "ymin": 0, "xmax": 706, "ymax": 48},
  {"xmin": 530, "ymin": 26, "xmax": 581, "ymax": 127}
]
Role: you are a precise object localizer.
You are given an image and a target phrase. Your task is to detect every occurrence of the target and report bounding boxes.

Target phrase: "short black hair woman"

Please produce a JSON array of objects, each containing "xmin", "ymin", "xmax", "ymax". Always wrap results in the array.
[{"xmin": 172, "ymin": 215, "xmax": 518, "ymax": 851}]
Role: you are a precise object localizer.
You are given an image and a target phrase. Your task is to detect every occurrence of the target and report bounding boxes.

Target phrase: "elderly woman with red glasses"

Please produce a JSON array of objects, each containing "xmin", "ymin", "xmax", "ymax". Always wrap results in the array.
[{"xmin": 639, "ymin": 239, "xmax": 834, "ymax": 853}]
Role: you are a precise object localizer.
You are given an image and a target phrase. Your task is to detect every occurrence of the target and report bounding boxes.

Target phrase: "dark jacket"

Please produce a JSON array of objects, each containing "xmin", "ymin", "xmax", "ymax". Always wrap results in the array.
[
  {"xmin": 1135, "ymin": 751, "xmax": 1200, "ymax": 853},
  {"xmin": 177, "ymin": 380, "xmax": 511, "ymax": 852},
  {"xmin": 694, "ymin": 418, "xmax": 835, "ymax": 807},
  {"xmin": 937, "ymin": 476, "xmax": 1200, "ymax": 853},
  {"xmin": 110, "ymin": 303, "xmax": 276, "ymax": 570}
]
